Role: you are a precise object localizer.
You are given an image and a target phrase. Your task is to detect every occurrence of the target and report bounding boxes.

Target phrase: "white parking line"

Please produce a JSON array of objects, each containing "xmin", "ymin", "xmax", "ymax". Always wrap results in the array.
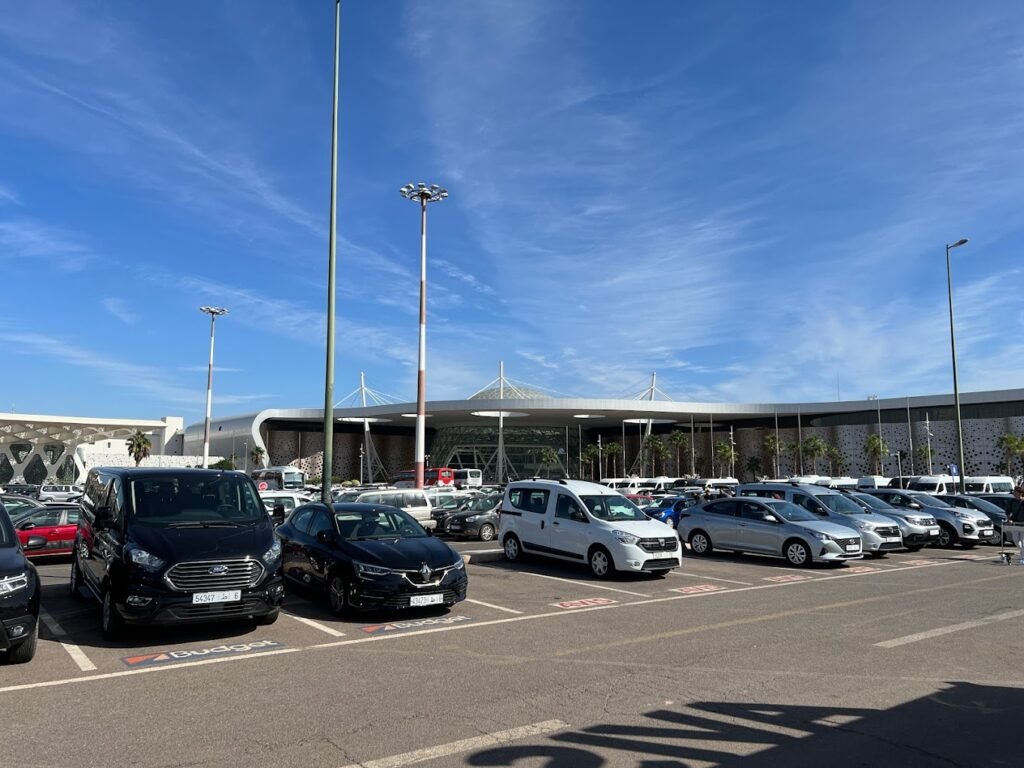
[
  {"xmin": 464, "ymin": 598, "xmax": 523, "ymax": 615},
  {"xmin": 668, "ymin": 571, "xmax": 752, "ymax": 586},
  {"xmin": 874, "ymin": 608, "xmax": 1024, "ymax": 648},
  {"xmin": 38, "ymin": 609, "xmax": 97, "ymax": 672},
  {"xmin": 284, "ymin": 613, "xmax": 346, "ymax": 637},
  {"xmin": 518, "ymin": 571, "xmax": 650, "ymax": 597},
  {"xmin": 336, "ymin": 719, "xmax": 569, "ymax": 768}
]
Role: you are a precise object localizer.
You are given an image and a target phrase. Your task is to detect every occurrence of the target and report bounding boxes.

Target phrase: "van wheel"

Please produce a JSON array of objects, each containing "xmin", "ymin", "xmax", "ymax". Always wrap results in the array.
[
  {"xmin": 478, "ymin": 523, "xmax": 496, "ymax": 542},
  {"xmin": 327, "ymin": 575, "xmax": 353, "ymax": 617},
  {"xmin": 503, "ymin": 535, "xmax": 522, "ymax": 562},
  {"xmin": 101, "ymin": 589, "xmax": 124, "ymax": 641},
  {"xmin": 69, "ymin": 555, "xmax": 85, "ymax": 600},
  {"xmin": 588, "ymin": 546, "xmax": 614, "ymax": 578},
  {"xmin": 3, "ymin": 621, "xmax": 37, "ymax": 664},
  {"xmin": 688, "ymin": 531, "xmax": 712, "ymax": 556},
  {"xmin": 785, "ymin": 539, "xmax": 811, "ymax": 567}
]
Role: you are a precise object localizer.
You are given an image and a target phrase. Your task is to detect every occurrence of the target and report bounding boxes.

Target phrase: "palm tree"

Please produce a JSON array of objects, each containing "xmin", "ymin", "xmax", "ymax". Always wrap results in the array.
[
  {"xmin": 826, "ymin": 444, "xmax": 846, "ymax": 476},
  {"xmin": 580, "ymin": 445, "xmax": 600, "ymax": 481},
  {"xmin": 127, "ymin": 431, "xmax": 151, "ymax": 467},
  {"xmin": 250, "ymin": 445, "xmax": 266, "ymax": 469},
  {"xmin": 667, "ymin": 431, "xmax": 689, "ymax": 476},
  {"xmin": 762, "ymin": 433, "xmax": 782, "ymax": 478},
  {"xmin": 864, "ymin": 434, "xmax": 888, "ymax": 474},
  {"xmin": 714, "ymin": 440, "xmax": 737, "ymax": 478},
  {"xmin": 646, "ymin": 436, "xmax": 669, "ymax": 475},
  {"xmin": 785, "ymin": 441, "xmax": 801, "ymax": 475},
  {"xmin": 915, "ymin": 444, "xmax": 933, "ymax": 474},
  {"xmin": 997, "ymin": 433, "xmax": 1022, "ymax": 476},
  {"xmin": 539, "ymin": 446, "xmax": 560, "ymax": 478},
  {"xmin": 744, "ymin": 455, "xmax": 763, "ymax": 481},
  {"xmin": 604, "ymin": 441, "xmax": 622, "ymax": 477},
  {"xmin": 802, "ymin": 436, "xmax": 828, "ymax": 474}
]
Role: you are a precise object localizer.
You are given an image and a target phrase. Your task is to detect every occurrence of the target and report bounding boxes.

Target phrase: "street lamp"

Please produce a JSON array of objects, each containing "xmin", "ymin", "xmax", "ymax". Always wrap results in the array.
[
  {"xmin": 946, "ymin": 237, "xmax": 969, "ymax": 493},
  {"xmin": 400, "ymin": 182, "xmax": 448, "ymax": 489},
  {"xmin": 199, "ymin": 306, "xmax": 229, "ymax": 469},
  {"xmin": 867, "ymin": 394, "xmax": 883, "ymax": 474}
]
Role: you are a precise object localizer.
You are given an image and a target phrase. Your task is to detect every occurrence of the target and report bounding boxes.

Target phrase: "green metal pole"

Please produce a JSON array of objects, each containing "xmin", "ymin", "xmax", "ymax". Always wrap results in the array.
[{"xmin": 322, "ymin": 0, "xmax": 341, "ymax": 505}]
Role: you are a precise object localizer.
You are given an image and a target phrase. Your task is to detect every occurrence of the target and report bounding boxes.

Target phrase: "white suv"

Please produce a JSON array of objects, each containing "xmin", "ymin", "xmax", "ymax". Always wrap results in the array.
[
  {"xmin": 498, "ymin": 478, "xmax": 681, "ymax": 578},
  {"xmin": 37, "ymin": 484, "xmax": 82, "ymax": 503}
]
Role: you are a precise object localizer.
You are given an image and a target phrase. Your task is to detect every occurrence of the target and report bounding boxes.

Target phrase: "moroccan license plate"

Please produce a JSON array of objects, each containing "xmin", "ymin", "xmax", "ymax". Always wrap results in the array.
[
  {"xmin": 845, "ymin": 545, "xmax": 859, "ymax": 552},
  {"xmin": 410, "ymin": 593, "xmax": 444, "ymax": 607},
  {"xmin": 192, "ymin": 590, "xmax": 241, "ymax": 604}
]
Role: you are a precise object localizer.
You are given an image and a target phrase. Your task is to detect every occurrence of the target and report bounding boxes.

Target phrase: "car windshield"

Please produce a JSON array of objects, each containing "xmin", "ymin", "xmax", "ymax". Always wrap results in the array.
[
  {"xmin": 129, "ymin": 474, "xmax": 265, "ymax": 526},
  {"xmin": 963, "ymin": 497, "xmax": 1004, "ymax": 515},
  {"xmin": 851, "ymin": 493, "xmax": 892, "ymax": 511},
  {"xmin": 907, "ymin": 492, "xmax": 950, "ymax": 507},
  {"xmin": 763, "ymin": 500, "xmax": 819, "ymax": 522},
  {"xmin": 817, "ymin": 493, "xmax": 871, "ymax": 516},
  {"xmin": 580, "ymin": 495, "xmax": 647, "ymax": 521},
  {"xmin": 334, "ymin": 508, "xmax": 425, "ymax": 539},
  {"xmin": 468, "ymin": 496, "xmax": 499, "ymax": 512}
]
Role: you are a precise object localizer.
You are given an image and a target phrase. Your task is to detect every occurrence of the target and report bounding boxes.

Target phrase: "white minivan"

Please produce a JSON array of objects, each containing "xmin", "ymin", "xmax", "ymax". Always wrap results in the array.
[
  {"xmin": 498, "ymin": 478, "xmax": 682, "ymax": 578},
  {"xmin": 353, "ymin": 489, "xmax": 435, "ymax": 529},
  {"xmin": 964, "ymin": 475, "xmax": 1015, "ymax": 494}
]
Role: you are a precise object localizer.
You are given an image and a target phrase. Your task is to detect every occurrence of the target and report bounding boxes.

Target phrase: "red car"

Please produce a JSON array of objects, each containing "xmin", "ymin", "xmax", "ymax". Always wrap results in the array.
[{"xmin": 13, "ymin": 505, "xmax": 79, "ymax": 558}]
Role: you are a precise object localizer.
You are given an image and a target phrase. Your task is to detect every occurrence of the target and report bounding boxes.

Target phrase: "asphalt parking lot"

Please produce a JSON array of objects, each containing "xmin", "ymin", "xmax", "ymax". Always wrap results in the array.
[{"xmin": 3, "ymin": 542, "xmax": 1023, "ymax": 767}]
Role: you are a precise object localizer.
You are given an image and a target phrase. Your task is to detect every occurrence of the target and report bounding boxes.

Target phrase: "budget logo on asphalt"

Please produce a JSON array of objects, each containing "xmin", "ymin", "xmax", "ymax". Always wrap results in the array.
[
  {"xmin": 361, "ymin": 615, "xmax": 473, "ymax": 634},
  {"xmin": 121, "ymin": 640, "xmax": 284, "ymax": 667}
]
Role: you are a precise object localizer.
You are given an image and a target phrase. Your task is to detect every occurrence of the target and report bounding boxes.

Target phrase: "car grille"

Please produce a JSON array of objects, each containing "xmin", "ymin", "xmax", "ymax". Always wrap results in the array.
[
  {"xmin": 879, "ymin": 542, "xmax": 902, "ymax": 550},
  {"xmin": 643, "ymin": 558, "xmax": 679, "ymax": 570},
  {"xmin": 639, "ymin": 537, "xmax": 679, "ymax": 553},
  {"xmin": 875, "ymin": 526, "xmax": 899, "ymax": 537},
  {"xmin": 163, "ymin": 598, "xmax": 266, "ymax": 620},
  {"xmin": 837, "ymin": 537, "xmax": 861, "ymax": 549},
  {"xmin": 398, "ymin": 565, "xmax": 456, "ymax": 586},
  {"xmin": 165, "ymin": 559, "xmax": 265, "ymax": 591}
]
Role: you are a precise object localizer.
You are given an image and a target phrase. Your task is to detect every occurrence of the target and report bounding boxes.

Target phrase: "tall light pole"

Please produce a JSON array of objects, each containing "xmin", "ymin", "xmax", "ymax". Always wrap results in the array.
[
  {"xmin": 867, "ymin": 394, "xmax": 883, "ymax": 474},
  {"xmin": 200, "ymin": 306, "xmax": 228, "ymax": 469},
  {"xmin": 946, "ymin": 237, "xmax": 969, "ymax": 493},
  {"xmin": 400, "ymin": 182, "xmax": 448, "ymax": 489},
  {"xmin": 321, "ymin": 0, "xmax": 341, "ymax": 505}
]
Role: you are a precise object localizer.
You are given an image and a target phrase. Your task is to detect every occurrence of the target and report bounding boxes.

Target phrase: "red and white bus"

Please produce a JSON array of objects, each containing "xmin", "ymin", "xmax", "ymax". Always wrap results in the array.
[{"xmin": 393, "ymin": 467, "xmax": 455, "ymax": 488}]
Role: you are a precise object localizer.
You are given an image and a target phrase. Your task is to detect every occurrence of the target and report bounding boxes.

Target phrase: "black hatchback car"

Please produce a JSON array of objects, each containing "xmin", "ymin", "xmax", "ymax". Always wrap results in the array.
[
  {"xmin": 277, "ymin": 502, "xmax": 467, "ymax": 615},
  {"xmin": 1, "ymin": 500, "xmax": 44, "ymax": 664},
  {"xmin": 72, "ymin": 468, "xmax": 285, "ymax": 640}
]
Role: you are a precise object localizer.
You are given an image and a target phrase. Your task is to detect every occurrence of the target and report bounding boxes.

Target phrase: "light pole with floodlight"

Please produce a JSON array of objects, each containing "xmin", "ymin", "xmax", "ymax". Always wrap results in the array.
[
  {"xmin": 200, "ymin": 306, "xmax": 229, "ymax": 469},
  {"xmin": 867, "ymin": 394, "xmax": 883, "ymax": 474},
  {"xmin": 946, "ymin": 238, "xmax": 969, "ymax": 493},
  {"xmin": 400, "ymin": 182, "xmax": 448, "ymax": 489}
]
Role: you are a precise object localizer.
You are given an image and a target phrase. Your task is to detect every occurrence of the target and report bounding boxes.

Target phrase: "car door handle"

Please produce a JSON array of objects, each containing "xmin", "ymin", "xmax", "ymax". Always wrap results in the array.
[
  {"xmin": 540, "ymin": 521, "xmax": 545, "ymax": 529},
  {"xmin": 553, "ymin": 521, "xmax": 560, "ymax": 526}
]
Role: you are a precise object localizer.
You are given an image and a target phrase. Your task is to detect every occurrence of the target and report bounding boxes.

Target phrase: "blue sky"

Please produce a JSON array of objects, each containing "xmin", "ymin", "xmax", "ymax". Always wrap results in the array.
[{"xmin": 2, "ymin": 1, "xmax": 1024, "ymax": 425}]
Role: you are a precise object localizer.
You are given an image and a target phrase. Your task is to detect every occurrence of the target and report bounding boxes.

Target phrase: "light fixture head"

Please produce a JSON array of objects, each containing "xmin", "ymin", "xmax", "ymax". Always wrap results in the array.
[
  {"xmin": 199, "ymin": 306, "xmax": 229, "ymax": 316},
  {"xmin": 950, "ymin": 238, "xmax": 968, "ymax": 248}
]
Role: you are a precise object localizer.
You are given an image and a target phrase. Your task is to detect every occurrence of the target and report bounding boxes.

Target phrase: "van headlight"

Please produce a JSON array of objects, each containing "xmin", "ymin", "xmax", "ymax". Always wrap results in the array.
[
  {"xmin": 613, "ymin": 530, "xmax": 640, "ymax": 546},
  {"xmin": 263, "ymin": 538, "xmax": 282, "ymax": 564},
  {"xmin": 0, "ymin": 572, "xmax": 29, "ymax": 595},
  {"xmin": 127, "ymin": 546, "xmax": 165, "ymax": 572}
]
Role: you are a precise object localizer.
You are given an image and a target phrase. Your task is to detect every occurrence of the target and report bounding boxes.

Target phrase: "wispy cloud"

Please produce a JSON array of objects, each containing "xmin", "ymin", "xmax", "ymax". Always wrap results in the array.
[
  {"xmin": 0, "ymin": 219, "xmax": 92, "ymax": 271},
  {"xmin": 102, "ymin": 298, "xmax": 137, "ymax": 325},
  {"xmin": 0, "ymin": 182, "xmax": 19, "ymax": 206}
]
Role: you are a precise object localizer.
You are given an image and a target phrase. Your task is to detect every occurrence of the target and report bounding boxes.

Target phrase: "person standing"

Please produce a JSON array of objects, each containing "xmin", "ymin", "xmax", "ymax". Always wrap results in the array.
[{"xmin": 1006, "ymin": 486, "xmax": 1024, "ymax": 564}]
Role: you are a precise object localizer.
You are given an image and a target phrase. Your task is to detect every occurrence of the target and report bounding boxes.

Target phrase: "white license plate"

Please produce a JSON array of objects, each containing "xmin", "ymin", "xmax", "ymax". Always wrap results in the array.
[
  {"xmin": 928, "ymin": 528, "xmax": 940, "ymax": 536},
  {"xmin": 980, "ymin": 530, "xmax": 993, "ymax": 537},
  {"xmin": 192, "ymin": 590, "xmax": 241, "ymax": 604},
  {"xmin": 410, "ymin": 593, "xmax": 444, "ymax": 607},
  {"xmin": 884, "ymin": 537, "xmax": 901, "ymax": 543},
  {"xmin": 845, "ymin": 545, "xmax": 859, "ymax": 552}
]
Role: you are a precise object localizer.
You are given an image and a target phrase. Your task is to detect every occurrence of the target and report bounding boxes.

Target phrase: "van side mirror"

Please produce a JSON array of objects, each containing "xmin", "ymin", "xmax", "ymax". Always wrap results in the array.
[
  {"xmin": 316, "ymin": 530, "xmax": 335, "ymax": 545},
  {"xmin": 24, "ymin": 535, "xmax": 46, "ymax": 551},
  {"xmin": 18, "ymin": 521, "xmax": 36, "ymax": 531}
]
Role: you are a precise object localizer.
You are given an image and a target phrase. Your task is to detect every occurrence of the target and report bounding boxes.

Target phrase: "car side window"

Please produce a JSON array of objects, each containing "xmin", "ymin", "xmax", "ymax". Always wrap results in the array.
[
  {"xmin": 555, "ymin": 493, "xmax": 586, "ymax": 521},
  {"xmin": 65, "ymin": 509, "xmax": 80, "ymax": 525},
  {"xmin": 884, "ymin": 494, "xmax": 905, "ymax": 507},
  {"xmin": 704, "ymin": 500, "xmax": 738, "ymax": 516},
  {"xmin": 290, "ymin": 506, "xmax": 315, "ymax": 533},
  {"xmin": 22, "ymin": 508, "xmax": 63, "ymax": 528},
  {"xmin": 404, "ymin": 492, "xmax": 427, "ymax": 508},
  {"xmin": 509, "ymin": 489, "xmax": 549, "ymax": 513},
  {"xmin": 108, "ymin": 479, "xmax": 125, "ymax": 527},
  {"xmin": 739, "ymin": 501, "xmax": 770, "ymax": 521},
  {"xmin": 309, "ymin": 510, "xmax": 333, "ymax": 538},
  {"xmin": 793, "ymin": 494, "xmax": 825, "ymax": 515}
]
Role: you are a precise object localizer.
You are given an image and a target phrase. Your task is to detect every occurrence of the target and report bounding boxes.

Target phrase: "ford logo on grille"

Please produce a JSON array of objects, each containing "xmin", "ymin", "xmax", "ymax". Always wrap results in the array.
[{"xmin": 208, "ymin": 565, "xmax": 230, "ymax": 575}]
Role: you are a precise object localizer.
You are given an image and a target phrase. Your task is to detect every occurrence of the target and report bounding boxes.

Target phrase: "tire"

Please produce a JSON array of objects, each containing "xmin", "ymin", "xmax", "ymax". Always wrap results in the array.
[
  {"xmin": 3, "ymin": 621, "xmax": 37, "ymax": 664},
  {"xmin": 101, "ymin": 588, "xmax": 124, "ymax": 641},
  {"xmin": 936, "ymin": 524, "xmax": 958, "ymax": 548},
  {"xmin": 784, "ymin": 539, "xmax": 812, "ymax": 567},
  {"xmin": 588, "ymin": 546, "xmax": 614, "ymax": 579},
  {"xmin": 503, "ymin": 534, "xmax": 522, "ymax": 562},
  {"xmin": 327, "ymin": 574, "xmax": 353, "ymax": 618},
  {"xmin": 688, "ymin": 530, "xmax": 713, "ymax": 556},
  {"xmin": 478, "ymin": 523, "xmax": 496, "ymax": 542},
  {"xmin": 255, "ymin": 608, "xmax": 280, "ymax": 626},
  {"xmin": 667, "ymin": 517, "xmax": 677, "ymax": 529},
  {"xmin": 69, "ymin": 555, "xmax": 85, "ymax": 600}
]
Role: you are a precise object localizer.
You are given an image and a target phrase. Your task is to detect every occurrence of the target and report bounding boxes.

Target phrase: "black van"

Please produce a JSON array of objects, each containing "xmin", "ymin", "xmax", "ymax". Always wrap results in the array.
[{"xmin": 71, "ymin": 468, "xmax": 284, "ymax": 640}]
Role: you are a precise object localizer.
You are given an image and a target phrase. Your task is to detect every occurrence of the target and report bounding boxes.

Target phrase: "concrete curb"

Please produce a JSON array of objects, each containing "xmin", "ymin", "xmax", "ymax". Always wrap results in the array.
[{"xmin": 461, "ymin": 549, "xmax": 505, "ymax": 564}]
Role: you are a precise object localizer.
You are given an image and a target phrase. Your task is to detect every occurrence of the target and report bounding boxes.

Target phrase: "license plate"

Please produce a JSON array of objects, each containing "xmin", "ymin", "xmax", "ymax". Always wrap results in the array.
[
  {"xmin": 980, "ymin": 530, "xmax": 993, "ymax": 537},
  {"xmin": 845, "ymin": 545, "xmax": 859, "ymax": 552},
  {"xmin": 449, "ymin": 524, "xmax": 462, "ymax": 530},
  {"xmin": 884, "ymin": 537, "xmax": 901, "ymax": 543},
  {"xmin": 192, "ymin": 590, "xmax": 241, "ymax": 604},
  {"xmin": 410, "ymin": 593, "xmax": 444, "ymax": 607},
  {"xmin": 928, "ymin": 528, "xmax": 940, "ymax": 536}
]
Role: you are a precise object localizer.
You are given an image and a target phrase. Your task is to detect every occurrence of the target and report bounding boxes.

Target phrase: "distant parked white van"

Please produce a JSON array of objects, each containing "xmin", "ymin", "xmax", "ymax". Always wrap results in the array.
[
  {"xmin": 908, "ymin": 475, "xmax": 957, "ymax": 495},
  {"xmin": 856, "ymin": 476, "xmax": 891, "ymax": 490},
  {"xmin": 964, "ymin": 475, "xmax": 1014, "ymax": 494}
]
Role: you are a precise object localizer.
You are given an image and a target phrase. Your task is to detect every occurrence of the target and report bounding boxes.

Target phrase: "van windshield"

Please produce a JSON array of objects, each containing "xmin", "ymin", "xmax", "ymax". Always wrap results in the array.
[
  {"xmin": 580, "ymin": 495, "xmax": 646, "ymax": 522},
  {"xmin": 129, "ymin": 474, "xmax": 265, "ymax": 527},
  {"xmin": 764, "ymin": 500, "xmax": 818, "ymax": 522}
]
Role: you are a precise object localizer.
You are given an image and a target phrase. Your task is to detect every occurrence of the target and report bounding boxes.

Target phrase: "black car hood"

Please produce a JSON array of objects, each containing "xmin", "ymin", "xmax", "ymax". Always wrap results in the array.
[
  {"xmin": 129, "ymin": 521, "xmax": 272, "ymax": 562},
  {"xmin": 0, "ymin": 545, "xmax": 27, "ymax": 579},
  {"xmin": 448, "ymin": 508, "xmax": 496, "ymax": 521},
  {"xmin": 341, "ymin": 536, "xmax": 456, "ymax": 569}
]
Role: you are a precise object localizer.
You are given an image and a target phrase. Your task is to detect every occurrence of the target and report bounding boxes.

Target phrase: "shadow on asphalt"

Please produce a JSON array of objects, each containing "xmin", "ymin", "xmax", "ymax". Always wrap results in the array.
[{"xmin": 465, "ymin": 682, "xmax": 1021, "ymax": 767}]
